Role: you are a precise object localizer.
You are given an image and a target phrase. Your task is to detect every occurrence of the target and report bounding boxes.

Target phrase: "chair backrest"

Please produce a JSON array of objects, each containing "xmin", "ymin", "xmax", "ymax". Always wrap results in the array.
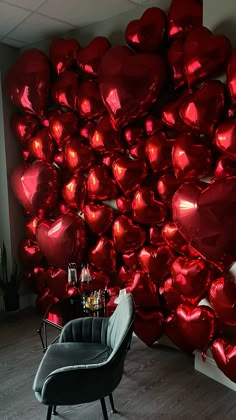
[{"xmin": 106, "ymin": 293, "xmax": 135, "ymax": 351}]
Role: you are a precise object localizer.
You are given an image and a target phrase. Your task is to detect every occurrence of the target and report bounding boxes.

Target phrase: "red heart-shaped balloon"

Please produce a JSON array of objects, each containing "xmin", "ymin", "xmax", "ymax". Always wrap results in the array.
[
  {"xmin": 134, "ymin": 309, "xmax": 164, "ymax": 346},
  {"xmin": 49, "ymin": 38, "xmax": 80, "ymax": 75},
  {"xmin": 89, "ymin": 237, "xmax": 116, "ymax": 272},
  {"xmin": 172, "ymin": 133, "xmax": 212, "ymax": 181},
  {"xmin": 184, "ymin": 26, "xmax": 231, "ymax": 87},
  {"xmin": 171, "ymin": 256, "xmax": 212, "ymax": 304},
  {"xmin": 167, "ymin": 38, "xmax": 186, "ymax": 89},
  {"xmin": 64, "ymin": 137, "xmax": 95, "ymax": 173},
  {"xmin": 166, "ymin": 304, "xmax": 217, "ymax": 353},
  {"xmin": 11, "ymin": 113, "xmax": 39, "ymax": 146},
  {"xmin": 126, "ymin": 271, "xmax": 160, "ymax": 309},
  {"xmin": 168, "ymin": 0, "xmax": 203, "ymax": 39},
  {"xmin": 46, "ymin": 267, "xmax": 68, "ymax": 299},
  {"xmin": 139, "ymin": 245, "xmax": 174, "ymax": 283},
  {"xmin": 51, "ymin": 71, "xmax": 79, "ymax": 111},
  {"xmin": 87, "ymin": 165, "xmax": 118, "ymax": 201},
  {"xmin": 89, "ymin": 114, "xmax": 123, "ymax": 153},
  {"xmin": 116, "ymin": 196, "xmax": 132, "ymax": 214},
  {"xmin": 77, "ymin": 79, "xmax": 105, "ymax": 119},
  {"xmin": 48, "ymin": 110, "xmax": 79, "ymax": 150},
  {"xmin": 159, "ymin": 277, "xmax": 185, "ymax": 310},
  {"xmin": 11, "ymin": 161, "xmax": 59, "ymax": 217},
  {"xmin": 62, "ymin": 173, "xmax": 86, "ymax": 210},
  {"xmin": 132, "ymin": 186, "xmax": 167, "ymax": 224},
  {"xmin": 214, "ymin": 119, "xmax": 236, "ymax": 161},
  {"xmin": 172, "ymin": 177, "xmax": 236, "ymax": 267},
  {"xmin": 113, "ymin": 156, "xmax": 148, "ymax": 196},
  {"xmin": 227, "ymin": 50, "xmax": 236, "ymax": 110},
  {"xmin": 125, "ymin": 7, "xmax": 166, "ymax": 52},
  {"xmin": 36, "ymin": 214, "xmax": 87, "ymax": 269},
  {"xmin": 145, "ymin": 114, "xmax": 164, "ymax": 136},
  {"xmin": 77, "ymin": 36, "xmax": 111, "ymax": 76},
  {"xmin": 124, "ymin": 126, "xmax": 144, "ymax": 146},
  {"xmin": 36, "ymin": 289, "xmax": 59, "ymax": 315},
  {"xmin": 28, "ymin": 128, "xmax": 55, "ymax": 162},
  {"xmin": 211, "ymin": 337, "xmax": 236, "ymax": 383},
  {"xmin": 162, "ymin": 222, "xmax": 188, "ymax": 254},
  {"xmin": 81, "ymin": 266, "xmax": 110, "ymax": 292},
  {"xmin": 102, "ymin": 152, "xmax": 123, "ymax": 169},
  {"xmin": 149, "ymin": 225, "xmax": 165, "ymax": 247},
  {"xmin": 145, "ymin": 132, "xmax": 172, "ymax": 173},
  {"xmin": 79, "ymin": 120, "xmax": 96, "ymax": 141},
  {"xmin": 179, "ymin": 80, "xmax": 226, "ymax": 136},
  {"xmin": 209, "ymin": 277, "xmax": 236, "ymax": 326},
  {"xmin": 129, "ymin": 140, "xmax": 146, "ymax": 160},
  {"xmin": 156, "ymin": 173, "xmax": 180, "ymax": 207},
  {"xmin": 162, "ymin": 90, "xmax": 190, "ymax": 132},
  {"xmin": 25, "ymin": 266, "xmax": 48, "ymax": 294},
  {"xmin": 19, "ymin": 239, "xmax": 43, "ymax": 268},
  {"xmin": 25, "ymin": 216, "xmax": 40, "ymax": 240},
  {"xmin": 122, "ymin": 252, "xmax": 140, "ymax": 270},
  {"xmin": 99, "ymin": 46, "xmax": 165, "ymax": 129},
  {"xmin": 119, "ymin": 265, "xmax": 135, "ymax": 287},
  {"xmin": 5, "ymin": 49, "xmax": 50, "ymax": 118},
  {"xmin": 84, "ymin": 202, "xmax": 114, "ymax": 236},
  {"xmin": 214, "ymin": 156, "xmax": 236, "ymax": 179},
  {"xmin": 113, "ymin": 215, "xmax": 146, "ymax": 253}
]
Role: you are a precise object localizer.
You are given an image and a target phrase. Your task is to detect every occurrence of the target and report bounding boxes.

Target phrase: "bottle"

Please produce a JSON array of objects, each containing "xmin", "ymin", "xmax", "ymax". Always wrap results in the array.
[{"xmin": 68, "ymin": 263, "xmax": 78, "ymax": 286}]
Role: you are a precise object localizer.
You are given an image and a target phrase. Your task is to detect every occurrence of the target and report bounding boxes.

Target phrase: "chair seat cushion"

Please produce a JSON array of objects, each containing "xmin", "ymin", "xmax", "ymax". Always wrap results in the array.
[{"xmin": 33, "ymin": 342, "xmax": 112, "ymax": 393}]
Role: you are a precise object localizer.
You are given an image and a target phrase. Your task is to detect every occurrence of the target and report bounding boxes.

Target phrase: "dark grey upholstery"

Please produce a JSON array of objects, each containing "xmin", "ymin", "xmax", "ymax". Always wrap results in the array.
[{"xmin": 33, "ymin": 293, "xmax": 135, "ymax": 419}]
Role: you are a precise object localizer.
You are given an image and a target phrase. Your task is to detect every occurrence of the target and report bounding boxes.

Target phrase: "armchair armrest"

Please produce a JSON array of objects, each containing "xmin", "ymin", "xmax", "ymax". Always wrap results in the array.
[{"xmin": 59, "ymin": 316, "xmax": 109, "ymax": 344}]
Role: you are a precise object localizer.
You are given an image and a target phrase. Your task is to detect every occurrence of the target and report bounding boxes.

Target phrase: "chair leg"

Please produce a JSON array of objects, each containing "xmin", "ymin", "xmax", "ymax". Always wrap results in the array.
[
  {"xmin": 100, "ymin": 398, "xmax": 109, "ymax": 420},
  {"xmin": 46, "ymin": 406, "xmax": 52, "ymax": 420},
  {"xmin": 52, "ymin": 406, "xmax": 58, "ymax": 415},
  {"xmin": 109, "ymin": 393, "xmax": 118, "ymax": 413}
]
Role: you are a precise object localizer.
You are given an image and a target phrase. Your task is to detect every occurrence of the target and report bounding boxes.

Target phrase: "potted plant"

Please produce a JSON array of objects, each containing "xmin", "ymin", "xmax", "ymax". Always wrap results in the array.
[{"xmin": 0, "ymin": 241, "xmax": 21, "ymax": 311}]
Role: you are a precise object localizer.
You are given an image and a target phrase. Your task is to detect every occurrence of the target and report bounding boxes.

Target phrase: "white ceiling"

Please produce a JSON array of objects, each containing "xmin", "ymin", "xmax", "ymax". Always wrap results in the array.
[{"xmin": 0, "ymin": 0, "xmax": 154, "ymax": 49}]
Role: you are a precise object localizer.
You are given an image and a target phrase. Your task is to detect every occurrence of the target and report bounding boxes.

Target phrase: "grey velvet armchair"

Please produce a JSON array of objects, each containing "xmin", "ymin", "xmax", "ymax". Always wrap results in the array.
[{"xmin": 33, "ymin": 293, "xmax": 135, "ymax": 420}]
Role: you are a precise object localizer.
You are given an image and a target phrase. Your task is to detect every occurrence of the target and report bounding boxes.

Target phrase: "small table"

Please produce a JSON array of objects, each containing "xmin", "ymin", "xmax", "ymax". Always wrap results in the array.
[{"xmin": 37, "ymin": 296, "xmax": 106, "ymax": 351}]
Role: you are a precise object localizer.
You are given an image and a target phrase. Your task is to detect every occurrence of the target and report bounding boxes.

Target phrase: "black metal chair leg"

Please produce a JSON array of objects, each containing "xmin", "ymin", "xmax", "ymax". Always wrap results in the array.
[
  {"xmin": 52, "ymin": 406, "xmax": 58, "ymax": 415},
  {"xmin": 46, "ymin": 406, "xmax": 52, "ymax": 420},
  {"xmin": 100, "ymin": 398, "xmax": 109, "ymax": 420},
  {"xmin": 109, "ymin": 393, "xmax": 118, "ymax": 413}
]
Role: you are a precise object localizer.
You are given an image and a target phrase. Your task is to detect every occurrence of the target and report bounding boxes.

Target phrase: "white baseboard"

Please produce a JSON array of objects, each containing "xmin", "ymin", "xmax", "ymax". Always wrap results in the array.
[{"xmin": 194, "ymin": 350, "xmax": 236, "ymax": 391}]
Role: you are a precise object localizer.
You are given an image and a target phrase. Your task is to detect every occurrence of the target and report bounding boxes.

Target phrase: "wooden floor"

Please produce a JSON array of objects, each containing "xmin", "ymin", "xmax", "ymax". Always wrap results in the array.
[{"xmin": 0, "ymin": 309, "xmax": 236, "ymax": 420}]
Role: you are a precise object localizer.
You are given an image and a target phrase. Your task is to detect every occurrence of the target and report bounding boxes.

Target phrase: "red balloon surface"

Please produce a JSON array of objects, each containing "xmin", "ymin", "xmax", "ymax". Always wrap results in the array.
[
  {"xmin": 214, "ymin": 156, "xmax": 236, "ymax": 179},
  {"xmin": 134, "ymin": 309, "xmax": 164, "ymax": 346},
  {"xmin": 227, "ymin": 50, "xmax": 236, "ymax": 110},
  {"xmin": 129, "ymin": 140, "xmax": 146, "ymax": 160},
  {"xmin": 209, "ymin": 277, "xmax": 236, "ymax": 326},
  {"xmin": 48, "ymin": 110, "xmax": 79, "ymax": 150},
  {"xmin": 62, "ymin": 173, "xmax": 87, "ymax": 210},
  {"xmin": 87, "ymin": 165, "xmax": 117, "ymax": 201},
  {"xmin": 122, "ymin": 252, "xmax": 140, "ymax": 270},
  {"xmin": 64, "ymin": 137, "xmax": 94, "ymax": 173},
  {"xmin": 11, "ymin": 161, "xmax": 59, "ymax": 217},
  {"xmin": 159, "ymin": 276, "xmax": 185, "ymax": 310},
  {"xmin": 162, "ymin": 90, "xmax": 190, "ymax": 132},
  {"xmin": 25, "ymin": 216, "xmax": 40, "ymax": 240},
  {"xmin": 126, "ymin": 271, "xmax": 160, "ymax": 308},
  {"xmin": 112, "ymin": 215, "xmax": 146, "ymax": 253},
  {"xmin": 28, "ymin": 127, "xmax": 54, "ymax": 162},
  {"xmin": 149, "ymin": 225, "xmax": 165, "ymax": 247},
  {"xmin": 132, "ymin": 186, "xmax": 167, "ymax": 224},
  {"xmin": 112, "ymin": 156, "xmax": 148, "ymax": 196},
  {"xmin": 19, "ymin": 239, "xmax": 43, "ymax": 268},
  {"xmin": 46, "ymin": 267, "xmax": 68, "ymax": 299},
  {"xmin": 167, "ymin": 38, "xmax": 186, "ymax": 90},
  {"xmin": 11, "ymin": 113, "xmax": 39, "ymax": 147},
  {"xmin": 162, "ymin": 222, "xmax": 188, "ymax": 255},
  {"xmin": 5, "ymin": 49, "xmax": 50, "ymax": 119},
  {"xmin": 157, "ymin": 173, "xmax": 180, "ymax": 207},
  {"xmin": 98, "ymin": 46, "xmax": 165, "ymax": 129},
  {"xmin": 51, "ymin": 71, "xmax": 79, "ymax": 111},
  {"xmin": 89, "ymin": 237, "xmax": 117, "ymax": 272},
  {"xmin": 211, "ymin": 337, "xmax": 236, "ymax": 383},
  {"xmin": 36, "ymin": 289, "xmax": 59, "ymax": 315},
  {"xmin": 145, "ymin": 132, "xmax": 172, "ymax": 173},
  {"xmin": 89, "ymin": 114, "xmax": 124, "ymax": 153},
  {"xmin": 77, "ymin": 79, "xmax": 105, "ymax": 119},
  {"xmin": 124, "ymin": 126, "xmax": 144, "ymax": 146},
  {"xmin": 84, "ymin": 202, "xmax": 114, "ymax": 236},
  {"xmin": 214, "ymin": 118, "xmax": 236, "ymax": 161},
  {"xmin": 125, "ymin": 7, "xmax": 166, "ymax": 52},
  {"xmin": 145, "ymin": 115, "xmax": 164, "ymax": 136},
  {"xmin": 116, "ymin": 196, "xmax": 133, "ymax": 214},
  {"xmin": 77, "ymin": 36, "xmax": 111, "ymax": 76},
  {"xmin": 36, "ymin": 214, "xmax": 87, "ymax": 269},
  {"xmin": 139, "ymin": 245, "xmax": 174, "ymax": 283},
  {"xmin": 168, "ymin": 0, "xmax": 203, "ymax": 39},
  {"xmin": 49, "ymin": 38, "xmax": 80, "ymax": 75}
]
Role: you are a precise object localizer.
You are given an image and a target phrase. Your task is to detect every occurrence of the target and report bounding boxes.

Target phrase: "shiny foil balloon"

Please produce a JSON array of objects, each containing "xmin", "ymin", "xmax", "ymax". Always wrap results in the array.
[
  {"xmin": 28, "ymin": 127, "xmax": 54, "ymax": 162},
  {"xmin": 124, "ymin": 126, "xmax": 144, "ymax": 146},
  {"xmin": 184, "ymin": 26, "xmax": 231, "ymax": 87},
  {"xmin": 119, "ymin": 265, "xmax": 135, "ymax": 287},
  {"xmin": 129, "ymin": 140, "xmax": 146, "ymax": 160},
  {"xmin": 159, "ymin": 277, "xmax": 185, "ymax": 311},
  {"xmin": 211, "ymin": 337, "xmax": 236, "ymax": 383},
  {"xmin": 62, "ymin": 173, "xmax": 86, "ymax": 210},
  {"xmin": 162, "ymin": 222, "xmax": 188, "ymax": 254},
  {"xmin": 81, "ymin": 266, "xmax": 110, "ymax": 292},
  {"xmin": 24, "ymin": 216, "xmax": 40, "ymax": 240},
  {"xmin": 172, "ymin": 133, "xmax": 212, "ymax": 181},
  {"xmin": 145, "ymin": 132, "xmax": 172, "ymax": 173},
  {"xmin": 157, "ymin": 173, "xmax": 180, "ymax": 207},
  {"xmin": 11, "ymin": 161, "xmax": 59, "ymax": 217},
  {"xmin": 77, "ymin": 79, "xmax": 105, "ymax": 120},
  {"xmin": 102, "ymin": 152, "xmax": 122, "ymax": 169},
  {"xmin": 46, "ymin": 267, "xmax": 68, "ymax": 299},
  {"xmin": 48, "ymin": 110, "xmax": 79, "ymax": 150},
  {"xmin": 126, "ymin": 271, "xmax": 160, "ymax": 308},
  {"xmin": 89, "ymin": 114, "xmax": 123, "ymax": 153},
  {"xmin": 89, "ymin": 237, "xmax": 116, "ymax": 272},
  {"xmin": 168, "ymin": 0, "xmax": 203, "ymax": 39},
  {"xmin": 171, "ymin": 256, "xmax": 211, "ymax": 304},
  {"xmin": 84, "ymin": 202, "xmax": 114, "ymax": 236},
  {"xmin": 49, "ymin": 38, "xmax": 80, "ymax": 75},
  {"xmin": 214, "ymin": 156, "xmax": 236, "ymax": 179},
  {"xmin": 36, "ymin": 289, "xmax": 59, "ymax": 315},
  {"xmin": 214, "ymin": 119, "xmax": 236, "ymax": 161},
  {"xmin": 87, "ymin": 165, "xmax": 117, "ymax": 201},
  {"xmin": 98, "ymin": 46, "xmax": 165, "ymax": 129},
  {"xmin": 132, "ymin": 186, "xmax": 167, "ymax": 224},
  {"xmin": 172, "ymin": 177, "xmax": 236, "ymax": 267},
  {"xmin": 149, "ymin": 225, "xmax": 165, "ymax": 247},
  {"xmin": 134, "ymin": 309, "xmax": 164, "ymax": 346},
  {"xmin": 5, "ymin": 49, "xmax": 50, "ymax": 119},
  {"xmin": 162, "ymin": 90, "xmax": 190, "ymax": 132},
  {"xmin": 209, "ymin": 277, "xmax": 236, "ymax": 326},
  {"xmin": 112, "ymin": 156, "xmax": 148, "ymax": 196},
  {"xmin": 77, "ymin": 36, "xmax": 111, "ymax": 77},
  {"xmin": 27, "ymin": 266, "xmax": 49, "ymax": 294},
  {"xmin": 139, "ymin": 245, "xmax": 174, "ymax": 283},
  {"xmin": 36, "ymin": 213, "xmax": 87, "ymax": 269},
  {"xmin": 122, "ymin": 252, "xmax": 140, "ymax": 270},
  {"xmin": 125, "ymin": 7, "xmax": 166, "ymax": 52},
  {"xmin": 167, "ymin": 38, "xmax": 186, "ymax": 90},
  {"xmin": 145, "ymin": 115, "xmax": 164, "ymax": 136},
  {"xmin": 64, "ymin": 137, "xmax": 94, "ymax": 173},
  {"xmin": 179, "ymin": 80, "xmax": 226, "ymax": 136},
  {"xmin": 227, "ymin": 50, "xmax": 236, "ymax": 110},
  {"xmin": 80, "ymin": 120, "xmax": 96, "ymax": 142},
  {"xmin": 116, "ymin": 196, "xmax": 133, "ymax": 214},
  {"xmin": 51, "ymin": 71, "xmax": 79, "ymax": 110},
  {"xmin": 11, "ymin": 113, "xmax": 39, "ymax": 147},
  {"xmin": 19, "ymin": 239, "xmax": 43, "ymax": 268},
  {"xmin": 166, "ymin": 304, "xmax": 217, "ymax": 353},
  {"xmin": 112, "ymin": 215, "xmax": 146, "ymax": 253}
]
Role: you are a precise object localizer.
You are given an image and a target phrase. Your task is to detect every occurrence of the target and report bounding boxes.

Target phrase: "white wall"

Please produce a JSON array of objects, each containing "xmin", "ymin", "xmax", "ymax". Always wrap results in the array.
[{"xmin": 204, "ymin": 0, "xmax": 236, "ymax": 48}]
